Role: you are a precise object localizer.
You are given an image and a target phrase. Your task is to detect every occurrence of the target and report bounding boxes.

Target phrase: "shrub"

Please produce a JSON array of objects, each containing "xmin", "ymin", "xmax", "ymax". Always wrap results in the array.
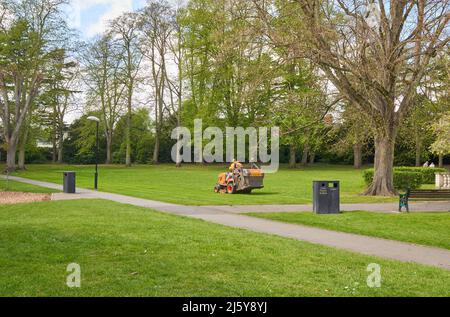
[
  {"xmin": 363, "ymin": 169, "xmax": 424, "ymax": 191},
  {"xmin": 362, "ymin": 170, "xmax": 373, "ymax": 186},
  {"xmin": 394, "ymin": 167, "xmax": 447, "ymax": 184},
  {"xmin": 393, "ymin": 172, "xmax": 424, "ymax": 190}
]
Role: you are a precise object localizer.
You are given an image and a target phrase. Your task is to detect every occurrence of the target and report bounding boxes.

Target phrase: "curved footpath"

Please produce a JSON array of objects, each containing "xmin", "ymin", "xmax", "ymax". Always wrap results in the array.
[{"xmin": 2, "ymin": 175, "xmax": 450, "ymax": 271}]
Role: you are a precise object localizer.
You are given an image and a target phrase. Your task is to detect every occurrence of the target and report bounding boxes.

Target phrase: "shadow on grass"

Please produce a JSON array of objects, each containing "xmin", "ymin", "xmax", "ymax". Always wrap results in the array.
[{"xmin": 244, "ymin": 192, "xmax": 280, "ymax": 196}]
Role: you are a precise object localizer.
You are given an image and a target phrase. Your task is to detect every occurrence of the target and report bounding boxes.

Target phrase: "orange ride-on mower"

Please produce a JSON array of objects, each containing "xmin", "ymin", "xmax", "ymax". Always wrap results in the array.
[{"xmin": 214, "ymin": 161, "xmax": 265, "ymax": 194}]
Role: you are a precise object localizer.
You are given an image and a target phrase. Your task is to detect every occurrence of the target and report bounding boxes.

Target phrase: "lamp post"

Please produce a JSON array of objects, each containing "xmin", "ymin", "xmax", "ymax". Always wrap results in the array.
[{"xmin": 87, "ymin": 116, "xmax": 100, "ymax": 191}]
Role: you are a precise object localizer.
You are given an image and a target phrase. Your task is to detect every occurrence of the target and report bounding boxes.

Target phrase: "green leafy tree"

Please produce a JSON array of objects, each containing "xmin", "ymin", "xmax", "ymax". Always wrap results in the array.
[
  {"xmin": 82, "ymin": 35, "xmax": 126, "ymax": 164},
  {"xmin": 431, "ymin": 112, "xmax": 450, "ymax": 161},
  {"xmin": 268, "ymin": 60, "xmax": 334, "ymax": 168},
  {"xmin": 0, "ymin": 19, "xmax": 44, "ymax": 172},
  {"xmin": 333, "ymin": 104, "xmax": 373, "ymax": 169},
  {"xmin": 255, "ymin": 0, "xmax": 450, "ymax": 195},
  {"xmin": 0, "ymin": 0, "xmax": 71, "ymax": 171},
  {"xmin": 139, "ymin": 0, "xmax": 174, "ymax": 164},
  {"xmin": 110, "ymin": 12, "xmax": 143, "ymax": 167},
  {"xmin": 113, "ymin": 108, "xmax": 154, "ymax": 164}
]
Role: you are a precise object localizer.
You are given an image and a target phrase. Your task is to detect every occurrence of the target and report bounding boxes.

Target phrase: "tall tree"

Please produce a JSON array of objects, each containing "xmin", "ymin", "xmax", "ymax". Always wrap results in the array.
[
  {"xmin": 0, "ymin": 20, "xmax": 44, "ymax": 172},
  {"xmin": 0, "ymin": 0, "xmax": 70, "ymax": 171},
  {"xmin": 431, "ymin": 112, "xmax": 450, "ymax": 160},
  {"xmin": 269, "ymin": 59, "xmax": 335, "ymax": 168},
  {"xmin": 255, "ymin": 0, "xmax": 450, "ymax": 195},
  {"xmin": 82, "ymin": 35, "xmax": 126, "ymax": 164},
  {"xmin": 166, "ymin": 5, "xmax": 186, "ymax": 167},
  {"xmin": 140, "ymin": 0, "xmax": 174, "ymax": 164},
  {"xmin": 42, "ymin": 49, "xmax": 79, "ymax": 164},
  {"xmin": 335, "ymin": 104, "xmax": 373, "ymax": 169},
  {"xmin": 424, "ymin": 50, "xmax": 450, "ymax": 167},
  {"xmin": 110, "ymin": 12, "xmax": 142, "ymax": 167}
]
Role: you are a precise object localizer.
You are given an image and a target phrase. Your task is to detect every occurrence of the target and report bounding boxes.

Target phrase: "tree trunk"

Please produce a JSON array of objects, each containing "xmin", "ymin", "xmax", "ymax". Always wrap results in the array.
[
  {"xmin": 301, "ymin": 144, "xmax": 309, "ymax": 166},
  {"xmin": 309, "ymin": 152, "xmax": 316, "ymax": 165},
  {"xmin": 415, "ymin": 135, "xmax": 422, "ymax": 167},
  {"xmin": 153, "ymin": 134, "xmax": 160, "ymax": 164},
  {"xmin": 52, "ymin": 132, "xmax": 57, "ymax": 163},
  {"xmin": 175, "ymin": 123, "xmax": 182, "ymax": 168},
  {"xmin": 6, "ymin": 141, "xmax": 17, "ymax": 173},
  {"xmin": 106, "ymin": 136, "xmax": 112, "ymax": 165},
  {"xmin": 18, "ymin": 125, "xmax": 29, "ymax": 170},
  {"xmin": 353, "ymin": 144, "xmax": 363, "ymax": 169},
  {"xmin": 175, "ymin": 117, "xmax": 182, "ymax": 168},
  {"xmin": 125, "ymin": 102, "xmax": 132, "ymax": 167},
  {"xmin": 152, "ymin": 87, "xmax": 161, "ymax": 165},
  {"xmin": 125, "ymin": 40, "xmax": 134, "ymax": 168},
  {"xmin": 439, "ymin": 154, "xmax": 444, "ymax": 168},
  {"xmin": 175, "ymin": 32, "xmax": 183, "ymax": 168},
  {"xmin": 289, "ymin": 144, "xmax": 296, "ymax": 168},
  {"xmin": 364, "ymin": 131, "xmax": 397, "ymax": 196},
  {"xmin": 153, "ymin": 76, "xmax": 164, "ymax": 166},
  {"xmin": 18, "ymin": 137, "xmax": 26, "ymax": 171},
  {"xmin": 18, "ymin": 147, "xmax": 26, "ymax": 170},
  {"xmin": 57, "ymin": 129, "xmax": 64, "ymax": 164},
  {"xmin": 125, "ymin": 129, "xmax": 131, "ymax": 167},
  {"xmin": 153, "ymin": 87, "xmax": 162, "ymax": 165}
]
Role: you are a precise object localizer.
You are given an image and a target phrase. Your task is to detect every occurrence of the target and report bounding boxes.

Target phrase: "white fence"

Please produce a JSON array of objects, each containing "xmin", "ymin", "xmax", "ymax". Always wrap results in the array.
[{"xmin": 436, "ymin": 173, "xmax": 450, "ymax": 189}]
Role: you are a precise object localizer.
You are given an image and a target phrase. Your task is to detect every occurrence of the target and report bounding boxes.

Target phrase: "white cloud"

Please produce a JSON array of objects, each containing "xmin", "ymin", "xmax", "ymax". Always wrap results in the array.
[{"xmin": 69, "ymin": 0, "xmax": 134, "ymax": 38}]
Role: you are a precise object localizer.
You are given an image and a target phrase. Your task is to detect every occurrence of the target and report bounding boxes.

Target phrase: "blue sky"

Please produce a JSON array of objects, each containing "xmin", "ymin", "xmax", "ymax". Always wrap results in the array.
[{"xmin": 67, "ymin": 0, "xmax": 147, "ymax": 39}]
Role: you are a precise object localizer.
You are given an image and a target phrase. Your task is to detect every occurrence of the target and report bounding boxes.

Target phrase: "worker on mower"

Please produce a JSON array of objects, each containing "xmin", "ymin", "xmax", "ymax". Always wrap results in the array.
[
  {"xmin": 229, "ymin": 160, "xmax": 243, "ymax": 173},
  {"xmin": 214, "ymin": 160, "xmax": 264, "ymax": 194}
]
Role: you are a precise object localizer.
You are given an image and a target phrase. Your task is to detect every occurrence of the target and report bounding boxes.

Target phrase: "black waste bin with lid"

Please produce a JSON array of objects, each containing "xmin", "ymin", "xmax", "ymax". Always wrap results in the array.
[
  {"xmin": 313, "ymin": 181, "xmax": 340, "ymax": 214},
  {"xmin": 63, "ymin": 172, "xmax": 76, "ymax": 194}
]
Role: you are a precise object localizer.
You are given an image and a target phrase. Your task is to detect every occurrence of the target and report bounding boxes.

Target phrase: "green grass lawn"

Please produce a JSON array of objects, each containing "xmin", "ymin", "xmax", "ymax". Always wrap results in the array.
[
  {"xmin": 0, "ymin": 199, "xmax": 449, "ymax": 297},
  {"xmin": 6, "ymin": 163, "xmax": 397, "ymax": 205},
  {"xmin": 247, "ymin": 211, "xmax": 450, "ymax": 250},
  {"xmin": 0, "ymin": 178, "xmax": 59, "ymax": 194}
]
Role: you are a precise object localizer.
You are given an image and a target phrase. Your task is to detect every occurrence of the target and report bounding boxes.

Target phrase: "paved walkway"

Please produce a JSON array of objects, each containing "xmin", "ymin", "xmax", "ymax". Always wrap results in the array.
[
  {"xmin": 202, "ymin": 202, "xmax": 450, "ymax": 214},
  {"xmin": 2, "ymin": 175, "xmax": 450, "ymax": 271}
]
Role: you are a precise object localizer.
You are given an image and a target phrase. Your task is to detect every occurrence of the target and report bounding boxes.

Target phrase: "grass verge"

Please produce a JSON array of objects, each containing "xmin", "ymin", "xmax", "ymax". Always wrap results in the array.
[
  {"xmin": 7, "ymin": 164, "xmax": 397, "ymax": 205},
  {"xmin": 247, "ymin": 211, "xmax": 450, "ymax": 250},
  {"xmin": 0, "ymin": 199, "xmax": 449, "ymax": 297},
  {"xmin": 0, "ymin": 179, "xmax": 59, "ymax": 194}
]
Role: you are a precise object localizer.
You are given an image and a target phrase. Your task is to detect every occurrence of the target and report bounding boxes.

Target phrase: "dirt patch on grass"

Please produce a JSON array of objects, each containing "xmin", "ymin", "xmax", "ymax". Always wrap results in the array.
[{"xmin": 0, "ymin": 192, "xmax": 51, "ymax": 205}]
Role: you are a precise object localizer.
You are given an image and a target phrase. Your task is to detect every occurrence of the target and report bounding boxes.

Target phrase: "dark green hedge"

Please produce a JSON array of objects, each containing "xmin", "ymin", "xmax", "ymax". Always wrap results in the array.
[
  {"xmin": 363, "ymin": 167, "xmax": 447, "ymax": 190},
  {"xmin": 363, "ymin": 170, "xmax": 423, "ymax": 191},
  {"xmin": 394, "ymin": 167, "xmax": 447, "ymax": 184}
]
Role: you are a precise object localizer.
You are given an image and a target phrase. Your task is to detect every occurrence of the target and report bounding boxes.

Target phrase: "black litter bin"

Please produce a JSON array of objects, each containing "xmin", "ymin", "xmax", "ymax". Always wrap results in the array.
[
  {"xmin": 63, "ymin": 172, "xmax": 76, "ymax": 194},
  {"xmin": 313, "ymin": 181, "xmax": 340, "ymax": 214}
]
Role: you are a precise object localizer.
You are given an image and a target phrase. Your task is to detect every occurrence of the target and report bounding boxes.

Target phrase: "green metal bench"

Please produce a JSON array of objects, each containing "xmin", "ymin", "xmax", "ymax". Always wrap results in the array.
[{"xmin": 399, "ymin": 189, "xmax": 450, "ymax": 212}]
